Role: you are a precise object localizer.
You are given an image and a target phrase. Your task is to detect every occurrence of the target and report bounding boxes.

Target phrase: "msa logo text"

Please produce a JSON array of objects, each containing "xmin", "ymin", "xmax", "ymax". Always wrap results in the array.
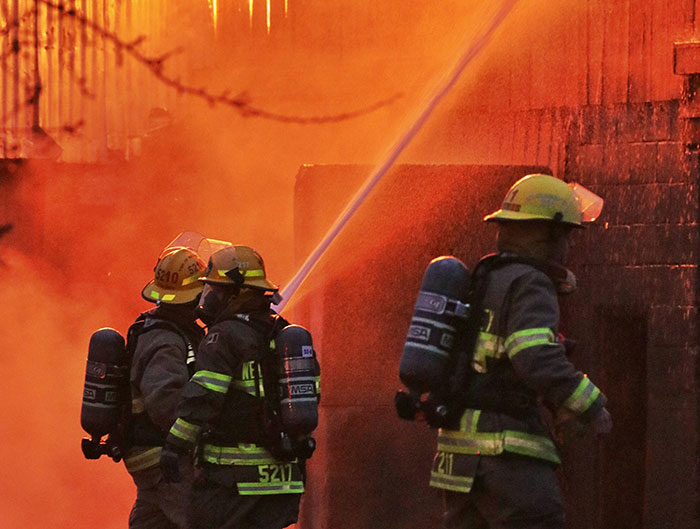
[
  {"xmin": 290, "ymin": 383, "xmax": 315, "ymax": 396},
  {"xmin": 409, "ymin": 325, "xmax": 431, "ymax": 341}
]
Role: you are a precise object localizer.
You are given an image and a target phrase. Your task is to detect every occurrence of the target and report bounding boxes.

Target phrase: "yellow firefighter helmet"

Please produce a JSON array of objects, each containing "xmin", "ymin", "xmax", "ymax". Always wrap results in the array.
[
  {"xmin": 200, "ymin": 244, "xmax": 278, "ymax": 291},
  {"xmin": 141, "ymin": 246, "xmax": 206, "ymax": 304},
  {"xmin": 484, "ymin": 173, "xmax": 604, "ymax": 227}
]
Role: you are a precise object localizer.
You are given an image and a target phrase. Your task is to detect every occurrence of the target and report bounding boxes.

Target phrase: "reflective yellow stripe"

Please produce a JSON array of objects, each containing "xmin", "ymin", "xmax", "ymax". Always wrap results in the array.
[
  {"xmin": 150, "ymin": 290, "xmax": 160, "ymax": 300},
  {"xmin": 191, "ymin": 370, "xmax": 232, "ymax": 394},
  {"xmin": 214, "ymin": 268, "xmax": 263, "ymax": 278},
  {"xmin": 437, "ymin": 430, "xmax": 504, "ymax": 455},
  {"xmin": 458, "ymin": 409, "xmax": 481, "ymax": 433},
  {"xmin": 429, "ymin": 471, "xmax": 474, "ymax": 493},
  {"xmin": 202, "ymin": 444, "xmax": 280, "ymax": 465},
  {"xmin": 315, "ymin": 375, "xmax": 321, "ymax": 395},
  {"xmin": 472, "ymin": 331, "xmax": 505, "ymax": 373},
  {"xmin": 503, "ymin": 430, "xmax": 560, "ymax": 464},
  {"xmin": 563, "ymin": 376, "xmax": 601, "ymax": 414},
  {"xmin": 236, "ymin": 481, "xmax": 304, "ymax": 495},
  {"xmin": 437, "ymin": 428, "xmax": 560, "ymax": 464},
  {"xmin": 181, "ymin": 274, "xmax": 201, "ymax": 286},
  {"xmin": 124, "ymin": 447, "xmax": 162, "ymax": 473},
  {"xmin": 233, "ymin": 379, "xmax": 265, "ymax": 396},
  {"xmin": 169, "ymin": 418, "xmax": 201, "ymax": 443},
  {"xmin": 162, "ymin": 294, "xmax": 176, "ymax": 302},
  {"xmin": 504, "ymin": 328, "xmax": 555, "ymax": 358}
]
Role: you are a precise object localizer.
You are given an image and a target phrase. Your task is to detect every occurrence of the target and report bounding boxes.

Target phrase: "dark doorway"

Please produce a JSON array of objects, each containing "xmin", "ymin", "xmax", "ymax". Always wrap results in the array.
[{"xmin": 594, "ymin": 305, "xmax": 647, "ymax": 529}]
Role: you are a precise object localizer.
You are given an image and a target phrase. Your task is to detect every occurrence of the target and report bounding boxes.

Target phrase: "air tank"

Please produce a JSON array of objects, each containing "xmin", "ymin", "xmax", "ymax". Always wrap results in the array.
[
  {"xmin": 399, "ymin": 256, "xmax": 471, "ymax": 394},
  {"xmin": 80, "ymin": 328, "xmax": 129, "ymax": 460}
]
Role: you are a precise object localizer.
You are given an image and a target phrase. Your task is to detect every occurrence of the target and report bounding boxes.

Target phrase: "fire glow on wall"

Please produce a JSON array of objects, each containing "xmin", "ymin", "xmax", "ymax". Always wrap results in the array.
[{"xmin": 207, "ymin": 0, "xmax": 288, "ymax": 34}]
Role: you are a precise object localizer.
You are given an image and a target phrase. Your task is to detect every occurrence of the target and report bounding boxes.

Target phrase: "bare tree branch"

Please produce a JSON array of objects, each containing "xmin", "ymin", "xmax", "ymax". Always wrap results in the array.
[{"xmin": 39, "ymin": 0, "xmax": 402, "ymax": 124}]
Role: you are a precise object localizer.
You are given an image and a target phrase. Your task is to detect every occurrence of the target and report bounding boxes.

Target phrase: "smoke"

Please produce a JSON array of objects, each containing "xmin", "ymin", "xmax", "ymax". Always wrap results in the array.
[{"xmin": 0, "ymin": 0, "xmax": 528, "ymax": 526}]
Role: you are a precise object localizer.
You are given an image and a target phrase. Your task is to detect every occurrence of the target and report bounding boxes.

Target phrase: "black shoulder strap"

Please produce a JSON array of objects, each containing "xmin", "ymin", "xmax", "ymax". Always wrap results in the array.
[
  {"xmin": 446, "ymin": 255, "xmax": 500, "ymax": 398},
  {"xmin": 447, "ymin": 253, "xmax": 566, "ymax": 416}
]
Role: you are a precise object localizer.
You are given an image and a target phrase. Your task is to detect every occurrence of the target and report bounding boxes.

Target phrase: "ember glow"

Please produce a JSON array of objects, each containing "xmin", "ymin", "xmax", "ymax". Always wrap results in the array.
[
  {"xmin": 209, "ymin": 0, "xmax": 218, "ymax": 31},
  {"xmin": 266, "ymin": 0, "xmax": 271, "ymax": 34}
]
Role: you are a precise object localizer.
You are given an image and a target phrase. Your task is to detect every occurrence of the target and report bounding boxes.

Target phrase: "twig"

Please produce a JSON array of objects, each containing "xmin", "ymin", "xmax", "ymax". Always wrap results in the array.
[{"xmin": 39, "ymin": 0, "xmax": 402, "ymax": 124}]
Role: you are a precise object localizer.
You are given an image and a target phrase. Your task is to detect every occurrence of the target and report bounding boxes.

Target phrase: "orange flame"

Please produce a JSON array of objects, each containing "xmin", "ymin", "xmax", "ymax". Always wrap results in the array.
[{"xmin": 208, "ymin": 0, "xmax": 218, "ymax": 32}]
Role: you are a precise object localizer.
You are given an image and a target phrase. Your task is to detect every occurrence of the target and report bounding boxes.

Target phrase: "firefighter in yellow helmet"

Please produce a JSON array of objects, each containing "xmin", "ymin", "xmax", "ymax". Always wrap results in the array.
[
  {"xmin": 161, "ymin": 245, "xmax": 317, "ymax": 529},
  {"xmin": 429, "ymin": 174, "xmax": 611, "ymax": 529},
  {"xmin": 124, "ymin": 246, "xmax": 206, "ymax": 529}
]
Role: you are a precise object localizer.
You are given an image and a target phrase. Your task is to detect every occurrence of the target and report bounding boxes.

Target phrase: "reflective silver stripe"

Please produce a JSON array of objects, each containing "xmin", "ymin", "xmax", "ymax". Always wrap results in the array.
[
  {"xmin": 280, "ymin": 397, "xmax": 317, "ymax": 404},
  {"xmin": 84, "ymin": 382, "xmax": 119, "ymax": 389},
  {"xmin": 429, "ymin": 471, "xmax": 474, "ymax": 492},
  {"xmin": 82, "ymin": 402, "xmax": 118, "ymax": 409},
  {"xmin": 411, "ymin": 316, "xmax": 457, "ymax": 332},
  {"xmin": 563, "ymin": 376, "xmax": 601, "ymax": 414},
  {"xmin": 124, "ymin": 447, "xmax": 162, "ymax": 473},
  {"xmin": 278, "ymin": 376, "xmax": 317, "ymax": 384},
  {"xmin": 236, "ymin": 482, "xmax": 304, "ymax": 495},
  {"xmin": 405, "ymin": 342, "xmax": 451, "ymax": 358},
  {"xmin": 504, "ymin": 328, "xmax": 554, "ymax": 358}
]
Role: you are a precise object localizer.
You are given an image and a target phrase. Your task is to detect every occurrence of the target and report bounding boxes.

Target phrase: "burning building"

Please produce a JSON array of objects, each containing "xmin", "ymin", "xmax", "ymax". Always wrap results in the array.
[
  {"xmin": 0, "ymin": 1, "xmax": 698, "ymax": 528},
  {"xmin": 290, "ymin": 3, "xmax": 700, "ymax": 529}
]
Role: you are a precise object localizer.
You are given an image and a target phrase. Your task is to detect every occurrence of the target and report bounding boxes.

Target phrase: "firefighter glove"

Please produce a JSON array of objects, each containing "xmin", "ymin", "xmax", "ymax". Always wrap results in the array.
[
  {"xmin": 554, "ymin": 408, "xmax": 587, "ymax": 441},
  {"xmin": 160, "ymin": 443, "xmax": 183, "ymax": 483},
  {"xmin": 591, "ymin": 406, "xmax": 612, "ymax": 437}
]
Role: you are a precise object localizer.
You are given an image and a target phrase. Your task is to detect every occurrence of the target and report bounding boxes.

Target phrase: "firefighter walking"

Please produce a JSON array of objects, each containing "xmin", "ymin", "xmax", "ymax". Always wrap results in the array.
[
  {"xmin": 125, "ymin": 246, "xmax": 207, "ymax": 529},
  {"xmin": 401, "ymin": 173, "xmax": 612, "ymax": 528},
  {"xmin": 160, "ymin": 244, "xmax": 319, "ymax": 529}
]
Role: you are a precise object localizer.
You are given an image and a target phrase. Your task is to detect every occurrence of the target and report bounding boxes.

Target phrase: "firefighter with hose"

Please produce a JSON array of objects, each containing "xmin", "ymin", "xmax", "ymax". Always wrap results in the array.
[
  {"xmin": 398, "ymin": 173, "xmax": 612, "ymax": 528},
  {"xmin": 160, "ymin": 244, "xmax": 320, "ymax": 529}
]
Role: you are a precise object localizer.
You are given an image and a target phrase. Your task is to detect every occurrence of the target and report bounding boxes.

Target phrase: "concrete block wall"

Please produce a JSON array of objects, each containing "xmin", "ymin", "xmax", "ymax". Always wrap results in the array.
[{"xmin": 562, "ymin": 100, "xmax": 699, "ymax": 529}]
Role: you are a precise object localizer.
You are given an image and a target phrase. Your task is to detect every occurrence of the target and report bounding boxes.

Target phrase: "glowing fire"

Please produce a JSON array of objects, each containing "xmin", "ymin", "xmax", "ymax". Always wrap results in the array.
[
  {"xmin": 207, "ymin": 0, "xmax": 279, "ymax": 33},
  {"xmin": 209, "ymin": 0, "xmax": 218, "ymax": 31}
]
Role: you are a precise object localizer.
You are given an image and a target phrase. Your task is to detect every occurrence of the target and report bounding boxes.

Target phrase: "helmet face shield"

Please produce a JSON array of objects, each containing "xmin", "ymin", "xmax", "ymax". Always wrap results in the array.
[
  {"xmin": 568, "ymin": 182, "xmax": 604, "ymax": 223},
  {"xmin": 160, "ymin": 231, "xmax": 234, "ymax": 264}
]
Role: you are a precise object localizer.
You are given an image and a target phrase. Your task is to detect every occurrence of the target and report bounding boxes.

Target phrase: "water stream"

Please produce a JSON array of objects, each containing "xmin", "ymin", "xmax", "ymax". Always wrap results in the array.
[{"xmin": 275, "ymin": 0, "xmax": 520, "ymax": 312}]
